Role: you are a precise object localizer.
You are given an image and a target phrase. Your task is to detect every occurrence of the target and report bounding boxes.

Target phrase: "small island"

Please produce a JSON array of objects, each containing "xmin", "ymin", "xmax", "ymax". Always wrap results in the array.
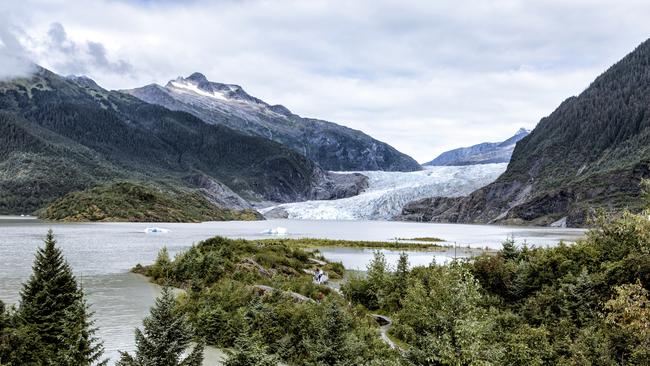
[{"xmin": 39, "ymin": 181, "xmax": 262, "ymax": 222}]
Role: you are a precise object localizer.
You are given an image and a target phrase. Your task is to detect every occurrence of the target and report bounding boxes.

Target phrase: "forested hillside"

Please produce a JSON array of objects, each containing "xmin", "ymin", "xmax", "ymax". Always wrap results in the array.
[
  {"xmin": 0, "ymin": 68, "xmax": 360, "ymax": 216},
  {"xmin": 402, "ymin": 38, "xmax": 650, "ymax": 226}
]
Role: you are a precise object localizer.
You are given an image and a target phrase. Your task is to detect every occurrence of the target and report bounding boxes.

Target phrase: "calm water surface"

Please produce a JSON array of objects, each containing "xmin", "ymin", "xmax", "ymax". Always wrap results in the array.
[{"xmin": 0, "ymin": 216, "xmax": 585, "ymax": 364}]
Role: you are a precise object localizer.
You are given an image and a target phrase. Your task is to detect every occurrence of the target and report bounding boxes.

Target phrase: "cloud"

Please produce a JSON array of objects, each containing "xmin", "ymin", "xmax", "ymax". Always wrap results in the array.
[
  {"xmin": 4, "ymin": 0, "xmax": 650, "ymax": 162},
  {"xmin": 0, "ymin": 19, "xmax": 35, "ymax": 80},
  {"xmin": 40, "ymin": 22, "xmax": 133, "ymax": 76}
]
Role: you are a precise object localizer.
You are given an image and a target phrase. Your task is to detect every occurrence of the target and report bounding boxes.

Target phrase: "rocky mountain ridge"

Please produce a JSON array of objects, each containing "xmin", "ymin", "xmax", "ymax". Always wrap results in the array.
[
  {"xmin": 125, "ymin": 73, "xmax": 421, "ymax": 172},
  {"xmin": 424, "ymin": 128, "xmax": 529, "ymax": 166}
]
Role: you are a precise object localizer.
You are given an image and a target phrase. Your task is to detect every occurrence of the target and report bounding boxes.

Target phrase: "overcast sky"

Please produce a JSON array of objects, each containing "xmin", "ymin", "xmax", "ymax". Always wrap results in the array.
[{"xmin": 2, "ymin": 0, "xmax": 650, "ymax": 163}]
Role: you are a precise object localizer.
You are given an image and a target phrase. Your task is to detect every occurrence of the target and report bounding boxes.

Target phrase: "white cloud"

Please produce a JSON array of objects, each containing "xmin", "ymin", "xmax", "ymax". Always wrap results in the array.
[
  {"xmin": 3, "ymin": 0, "xmax": 650, "ymax": 162},
  {"xmin": 0, "ymin": 17, "xmax": 36, "ymax": 80}
]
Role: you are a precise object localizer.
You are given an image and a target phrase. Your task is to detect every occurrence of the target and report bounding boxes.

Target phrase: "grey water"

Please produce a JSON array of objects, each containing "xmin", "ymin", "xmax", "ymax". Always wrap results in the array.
[{"xmin": 0, "ymin": 216, "xmax": 585, "ymax": 363}]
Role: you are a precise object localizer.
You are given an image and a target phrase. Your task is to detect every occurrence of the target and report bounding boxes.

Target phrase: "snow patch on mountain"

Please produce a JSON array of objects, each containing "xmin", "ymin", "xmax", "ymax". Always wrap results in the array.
[
  {"xmin": 169, "ymin": 80, "xmax": 229, "ymax": 101},
  {"xmin": 260, "ymin": 164, "xmax": 507, "ymax": 220}
]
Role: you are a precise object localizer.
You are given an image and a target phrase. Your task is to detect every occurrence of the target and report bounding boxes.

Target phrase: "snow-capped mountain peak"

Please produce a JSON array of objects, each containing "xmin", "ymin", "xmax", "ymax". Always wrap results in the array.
[
  {"xmin": 169, "ymin": 79, "xmax": 230, "ymax": 101},
  {"xmin": 166, "ymin": 73, "xmax": 267, "ymax": 106}
]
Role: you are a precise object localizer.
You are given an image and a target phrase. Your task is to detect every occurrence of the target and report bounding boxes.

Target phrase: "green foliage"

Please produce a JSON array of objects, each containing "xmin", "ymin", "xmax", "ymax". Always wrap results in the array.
[
  {"xmin": 116, "ymin": 287, "xmax": 204, "ymax": 366},
  {"xmin": 340, "ymin": 211, "xmax": 650, "ymax": 364},
  {"xmin": 140, "ymin": 236, "xmax": 401, "ymax": 365},
  {"xmin": 225, "ymin": 330, "xmax": 280, "ymax": 366},
  {"xmin": 395, "ymin": 237, "xmax": 444, "ymax": 242},
  {"xmin": 262, "ymin": 238, "xmax": 448, "ymax": 251},
  {"xmin": 39, "ymin": 182, "xmax": 261, "ymax": 222},
  {"xmin": 342, "ymin": 251, "xmax": 411, "ymax": 312},
  {"xmin": 0, "ymin": 230, "xmax": 106, "ymax": 365},
  {"xmin": 604, "ymin": 282, "xmax": 650, "ymax": 364}
]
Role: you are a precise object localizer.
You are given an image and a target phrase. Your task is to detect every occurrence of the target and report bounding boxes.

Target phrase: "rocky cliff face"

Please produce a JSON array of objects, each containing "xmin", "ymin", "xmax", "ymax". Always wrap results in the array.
[
  {"xmin": 125, "ymin": 74, "xmax": 421, "ymax": 172},
  {"xmin": 424, "ymin": 128, "xmax": 529, "ymax": 166},
  {"xmin": 401, "ymin": 39, "xmax": 650, "ymax": 227}
]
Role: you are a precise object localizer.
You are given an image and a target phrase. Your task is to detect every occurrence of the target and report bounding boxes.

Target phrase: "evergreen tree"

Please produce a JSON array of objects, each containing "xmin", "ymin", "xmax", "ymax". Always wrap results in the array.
[
  {"xmin": 16, "ymin": 229, "xmax": 105, "ymax": 365},
  {"xmin": 501, "ymin": 237, "xmax": 518, "ymax": 261},
  {"xmin": 224, "ymin": 330, "xmax": 279, "ymax": 366},
  {"xmin": 366, "ymin": 251, "xmax": 389, "ymax": 309},
  {"xmin": 388, "ymin": 252, "xmax": 409, "ymax": 311},
  {"xmin": 57, "ymin": 293, "xmax": 107, "ymax": 366},
  {"xmin": 0, "ymin": 300, "xmax": 5, "ymax": 333},
  {"xmin": 117, "ymin": 286, "xmax": 203, "ymax": 366}
]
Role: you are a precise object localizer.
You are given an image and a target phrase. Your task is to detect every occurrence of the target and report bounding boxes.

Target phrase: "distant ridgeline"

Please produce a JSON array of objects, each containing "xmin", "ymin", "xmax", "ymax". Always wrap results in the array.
[
  {"xmin": 0, "ymin": 67, "xmax": 369, "ymax": 219},
  {"xmin": 424, "ymin": 128, "xmax": 529, "ymax": 166},
  {"xmin": 402, "ymin": 38, "xmax": 650, "ymax": 227}
]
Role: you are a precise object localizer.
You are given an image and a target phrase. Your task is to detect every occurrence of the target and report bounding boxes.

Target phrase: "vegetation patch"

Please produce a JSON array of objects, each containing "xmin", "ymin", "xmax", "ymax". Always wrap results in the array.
[
  {"xmin": 259, "ymin": 237, "xmax": 450, "ymax": 251},
  {"xmin": 395, "ymin": 236, "xmax": 444, "ymax": 243},
  {"xmin": 136, "ymin": 236, "xmax": 403, "ymax": 365},
  {"xmin": 342, "ymin": 212, "xmax": 650, "ymax": 364},
  {"xmin": 39, "ymin": 181, "xmax": 262, "ymax": 222}
]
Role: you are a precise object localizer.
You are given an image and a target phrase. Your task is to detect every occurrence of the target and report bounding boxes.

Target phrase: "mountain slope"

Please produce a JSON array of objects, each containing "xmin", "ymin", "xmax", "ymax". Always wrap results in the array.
[
  {"xmin": 0, "ymin": 67, "xmax": 363, "ymax": 215},
  {"xmin": 424, "ymin": 128, "xmax": 529, "ymax": 166},
  {"xmin": 401, "ymin": 39, "xmax": 650, "ymax": 227},
  {"xmin": 125, "ymin": 73, "xmax": 421, "ymax": 172}
]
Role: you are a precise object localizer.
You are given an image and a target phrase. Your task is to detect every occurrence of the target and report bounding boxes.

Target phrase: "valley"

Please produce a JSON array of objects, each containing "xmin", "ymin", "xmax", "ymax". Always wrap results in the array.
[{"xmin": 2, "ymin": 5, "xmax": 650, "ymax": 364}]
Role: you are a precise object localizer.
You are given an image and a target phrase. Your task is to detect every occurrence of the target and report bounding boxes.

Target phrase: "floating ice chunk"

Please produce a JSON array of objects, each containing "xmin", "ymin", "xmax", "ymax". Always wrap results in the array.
[
  {"xmin": 261, "ymin": 226, "xmax": 288, "ymax": 235},
  {"xmin": 144, "ymin": 227, "xmax": 170, "ymax": 234}
]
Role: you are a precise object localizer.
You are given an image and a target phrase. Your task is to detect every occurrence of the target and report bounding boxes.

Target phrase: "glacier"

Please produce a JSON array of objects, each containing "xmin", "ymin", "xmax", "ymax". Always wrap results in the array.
[{"xmin": 260, "ymin": 163, "xmax": 508, "ymax": 220}]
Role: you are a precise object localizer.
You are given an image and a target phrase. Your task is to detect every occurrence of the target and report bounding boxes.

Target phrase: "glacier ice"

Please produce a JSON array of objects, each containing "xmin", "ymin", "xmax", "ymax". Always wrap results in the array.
[{"xmin": 260, "ymin": 164, "xmax": 507, "ymax": 220}]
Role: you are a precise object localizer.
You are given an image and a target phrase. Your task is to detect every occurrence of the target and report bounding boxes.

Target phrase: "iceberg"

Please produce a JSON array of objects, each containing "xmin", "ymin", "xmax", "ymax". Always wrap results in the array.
[
  {"xmin": 261, "ymin": 226, "xmax": 288, "ymax": 235},
  {"xmin": 144, "ymin": 227, "xmax": 170, "ymax": 234},
  {"xmin": 261, "ymin": 164, "xmax": 507, "ymax": 220}
]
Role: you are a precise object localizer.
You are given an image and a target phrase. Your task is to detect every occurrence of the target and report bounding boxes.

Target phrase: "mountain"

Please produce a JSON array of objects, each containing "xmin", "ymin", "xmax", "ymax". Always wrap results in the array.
[
  {"xmin": 124, "ymin": 73, "xmax": 421, "ymax": 172},
  {"xmin": 400, "ymin": 39, "xmax": 650, "ymax": 227},
  {"xmin": 424, "ymin": 128, "xmax": 529, "ymax": 166},
  {"xmin": 0, "ymin": 67, "xmax": 366, "ymax": 216}
]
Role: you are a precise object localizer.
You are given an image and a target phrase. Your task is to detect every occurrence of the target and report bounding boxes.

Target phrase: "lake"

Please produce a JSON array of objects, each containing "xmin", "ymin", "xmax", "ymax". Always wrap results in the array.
[{"xmin": 0, "ymin": 216, "xmax": 585, "ymax": 364}]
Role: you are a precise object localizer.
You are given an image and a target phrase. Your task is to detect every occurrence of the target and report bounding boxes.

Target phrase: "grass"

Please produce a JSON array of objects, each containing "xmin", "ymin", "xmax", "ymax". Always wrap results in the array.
[
  {"xmin": 258, "ymin": 238, "xmax": 451, "ymax": 251},
  {"xmin": 395, "ymin": 236, "xmax": 445, "ymax": 242}
]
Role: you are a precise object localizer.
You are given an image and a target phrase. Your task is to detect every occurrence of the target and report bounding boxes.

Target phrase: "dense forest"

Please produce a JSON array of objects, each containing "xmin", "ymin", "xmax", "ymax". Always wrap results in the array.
[
  {"xmin": 39, "ymin": 181, "xmax": 262, "ymax": 222},
  {"xmin": 0, "ymin": 68, "xmax": 330, "ymax": 215}
]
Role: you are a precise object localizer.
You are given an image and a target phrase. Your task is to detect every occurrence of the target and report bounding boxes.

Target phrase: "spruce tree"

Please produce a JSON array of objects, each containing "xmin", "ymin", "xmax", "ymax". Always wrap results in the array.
[
  {"xmin": 390, "ymin": 252, "xmax": 410, "ymax": 311},
  {"xmin": 225, "ymin": 330, "xmax": 279, "ymax": 366},
  {"xmin": 501, "ymin": 237, "xmax": 518, "ymax": 261},
  {"xmin": 117, "ymin": 286, "xmax": 204, "ymax": 366},
  {"xmin": 17, "ymin": 229, "xmax": 106, "ymax": 365}
]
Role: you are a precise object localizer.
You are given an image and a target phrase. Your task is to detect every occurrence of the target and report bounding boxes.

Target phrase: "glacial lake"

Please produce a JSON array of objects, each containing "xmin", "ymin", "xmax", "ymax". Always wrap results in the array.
[{"xmin": 0, "ymin": 216, "xmax": 585, "ymax": 364}]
